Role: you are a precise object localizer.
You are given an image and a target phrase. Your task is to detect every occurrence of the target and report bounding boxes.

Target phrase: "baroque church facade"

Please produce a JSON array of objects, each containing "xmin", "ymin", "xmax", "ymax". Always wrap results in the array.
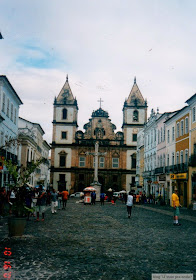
[{"xmin": 50, "ymin": 76, "xmax": 147, "ymax": 193}]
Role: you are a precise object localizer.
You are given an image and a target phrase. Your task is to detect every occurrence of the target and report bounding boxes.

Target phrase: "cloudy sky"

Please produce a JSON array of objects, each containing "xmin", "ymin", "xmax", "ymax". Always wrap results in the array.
[{"xmin": 1, "ymin": 0, "xmax": 196, "ymax": 143}]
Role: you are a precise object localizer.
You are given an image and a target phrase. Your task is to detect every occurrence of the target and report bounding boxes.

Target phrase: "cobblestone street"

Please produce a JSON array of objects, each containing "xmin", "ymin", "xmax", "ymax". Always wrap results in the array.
[{"xmin": 0, "ymin": 199, "xmax": 196, "ymax": 280}]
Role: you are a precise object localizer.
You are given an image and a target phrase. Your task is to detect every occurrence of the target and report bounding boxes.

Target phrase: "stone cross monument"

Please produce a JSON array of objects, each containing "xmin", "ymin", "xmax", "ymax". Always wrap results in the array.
[{"xmin": 86, "ymin": 141, "xmax": 106, "ymax": 201}]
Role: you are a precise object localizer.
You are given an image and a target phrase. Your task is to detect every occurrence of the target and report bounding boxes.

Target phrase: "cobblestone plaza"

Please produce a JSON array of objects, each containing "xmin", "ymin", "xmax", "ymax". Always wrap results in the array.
[{"xmin": 1, "ymin": 200, "xmax": 196, "ymax": 280}]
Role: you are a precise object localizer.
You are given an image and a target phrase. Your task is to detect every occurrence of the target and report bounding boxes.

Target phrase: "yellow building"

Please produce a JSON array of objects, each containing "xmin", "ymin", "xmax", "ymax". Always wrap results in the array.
[
  {"xmin": 186, "ymin": 94, "xmax": 196, "ymax": 206},
  {"xmin": 175, "ymin": 109, "xmax": 189, "ymax": 206}
]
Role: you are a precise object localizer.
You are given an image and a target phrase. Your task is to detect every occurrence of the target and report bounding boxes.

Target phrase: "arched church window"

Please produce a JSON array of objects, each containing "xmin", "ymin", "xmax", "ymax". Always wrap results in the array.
[
  {"xmin": 133, "ymin": 110, "xmax": 139, "ymax": 121},
  {"xmin": 62, "ymin": 108, "xmax": 67, "ymax": 119}
]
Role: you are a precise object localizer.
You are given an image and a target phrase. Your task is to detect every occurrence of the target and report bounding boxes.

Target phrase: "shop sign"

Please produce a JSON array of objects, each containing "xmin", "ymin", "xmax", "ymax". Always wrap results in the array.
[
  {"xmin": 159, "ymin": 175, "xmax": 166, "ymax": 181},
  {"xmin": 170, "ymin": 173, "xmax": 187, "ymax": 180}
]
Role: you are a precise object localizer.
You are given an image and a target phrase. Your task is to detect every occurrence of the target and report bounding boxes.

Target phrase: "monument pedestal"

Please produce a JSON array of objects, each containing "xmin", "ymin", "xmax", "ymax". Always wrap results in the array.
[{"xmin": 90, "ymin": 181, "xmax": 101, "ymax": 201}]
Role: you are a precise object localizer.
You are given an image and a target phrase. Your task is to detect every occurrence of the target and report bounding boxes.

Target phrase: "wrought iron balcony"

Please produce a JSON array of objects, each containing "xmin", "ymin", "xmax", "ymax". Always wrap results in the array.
[
  {"xmin": 155, "ymin": 167, "xmax": 164, "ymax": 174},
  {"xmin": 166, "ymin": 164, "xmax": 188, "ymax": 173}
]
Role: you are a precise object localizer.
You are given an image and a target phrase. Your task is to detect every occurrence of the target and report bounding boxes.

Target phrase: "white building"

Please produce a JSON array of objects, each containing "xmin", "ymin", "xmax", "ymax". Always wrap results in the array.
[
  {"xmin": 0, "ymin": 75, "xmax": 23, "ymax": 187},
  {"xmin": 143, "ymin": 109, "xmax": 161, "ymax": 195},
  {"xmin": 18, "ymin": 117, "xmax": 50, "ymax": 188}
]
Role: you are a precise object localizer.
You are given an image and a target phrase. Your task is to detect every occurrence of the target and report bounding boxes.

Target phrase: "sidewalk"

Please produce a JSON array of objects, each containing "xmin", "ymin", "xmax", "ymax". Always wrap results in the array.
[{"xmin": 136, "ymin": 204, "xmax": 196, "ymax": 223}]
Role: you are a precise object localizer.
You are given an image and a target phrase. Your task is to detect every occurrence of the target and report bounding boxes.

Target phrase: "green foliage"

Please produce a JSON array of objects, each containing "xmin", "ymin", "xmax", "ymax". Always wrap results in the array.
[{"xmin": 2, "ymin": 157, "xmax": 47, "ymax": 189}]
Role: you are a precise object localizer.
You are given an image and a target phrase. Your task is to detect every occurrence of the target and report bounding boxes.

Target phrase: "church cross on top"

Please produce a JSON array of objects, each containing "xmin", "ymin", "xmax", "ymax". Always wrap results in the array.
[{"xmin": 98, "ymin": 98, "xmax": 104, "ymax": 108}]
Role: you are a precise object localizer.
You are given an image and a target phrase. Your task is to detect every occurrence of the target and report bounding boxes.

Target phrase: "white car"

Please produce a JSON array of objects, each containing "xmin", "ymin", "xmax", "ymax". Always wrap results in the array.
[
  {"xmin": 70, "ymin": 192, "xmax": 83, "ymax": 198},
  {"xmin": 113, "ymin": 192, "xmax": 120, "ymax": 198}
]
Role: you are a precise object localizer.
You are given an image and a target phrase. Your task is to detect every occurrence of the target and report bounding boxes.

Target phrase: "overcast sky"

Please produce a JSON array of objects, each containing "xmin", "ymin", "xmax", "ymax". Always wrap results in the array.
[{"xmin": 1, "ymin": 0, "xmax": 196, "ymax": 144}]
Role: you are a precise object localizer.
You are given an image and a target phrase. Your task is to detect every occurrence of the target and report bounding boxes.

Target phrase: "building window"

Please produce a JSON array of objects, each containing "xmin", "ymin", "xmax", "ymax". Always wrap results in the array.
[
  {"xmin": 177, "ymin": 122, "xmax": 180, "ymax": 138},
  {"xmin": 60, "ymin": 154, "xmax": 66, "ymax": 167},
  {"xmin": 163, "ymin": 154, "xmax": 165, "ymax": 166},
  {"xmin": 132, "ymin": 155, "xmax": 136, "ymax": 169},
  {"xmin": 99, "ymin": 157, "xmax": 104, "ymax": 168},
  {"xmin": 133, "ymin": 110, "xmax": 139, "ymax": 121},
  {"xmin": 185, "ymin": 150, "xmax": 188, "ymax": 165},
  {"xmin": 10, "ymin": 104, "xmax": 13, "ymax": 121},
  {"xmin": 14, "ymin": 108, "xmax": 17, "ymax": 124},
  {"xmin": 172, "ymin": 152, "xmax": 175, "ymax": 165},
  {"xmin": 172, "ymin": 126, "xmax": 175, "ymax": 141},
  {"xmin": 62, "ymin": 108, "xmax": 67, "ymax": 119},
  {"xmin": 167, "ymin": 154, "xmax": 169, "ymax": 166},
  {"xmin": 181, "ymin": 120, "xmax": 184, "ymax": 136},
  {"xmin": 161, "ymin": 127, "xmax": 163, "ymax": 142},
  {"xmin": 193, "ymin": 107, "xmax": 196, "ymax": 122},
  {"xmin": 180, "ymin": 151, "xmax": 183, "ymax": 164},
  {"xmin": 61, "ymin": 131, "xmax": 67, "ymax": 139},
  {"xmin": 7, "ymin": 98, "xmax": 10, "ymax": 117},
  {"xmin": 158, "ymin": 130, "xmax": 160, "ymax": 144},
  {"xmin": 185, "ymin": 117, "xmax": 189, "ymax": 134},
  {"xmin": 167, "ymin": 129, "xmax": 170, "ymax": 143},
  {"xmin": 163, "ymin": 125, "xmax": 165, "ymax": 141},
  {"xmin": 79, "ymin": 157, "xmax": 86, "ymax": 167},
  {"xmin": 154, "ymin": 129, "xmax": 156, "ymax": 142},
  {"xmin": 132, "ymin": 134, "xmax": 137, "ymax": 142},
  {"xmin": 160, "ymin": 155, "xmax": 163, "ymax": 167},
  {"xmin": 176, "ymin": 152, "xmax": 179, "ymax": 165},
  {"xmin": 112, "ymin": 158, "xmax": 119, "ymax": 168},
  {"xmin": 2, "ymin": 93, "xmax": 5, "ymax": 113}
]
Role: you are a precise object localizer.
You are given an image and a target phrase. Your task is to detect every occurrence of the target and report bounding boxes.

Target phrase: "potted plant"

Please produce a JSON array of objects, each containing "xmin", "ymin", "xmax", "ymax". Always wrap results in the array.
[{"xmin": 1, "ymin": 157, "xmax": 46, "ymax": 236}]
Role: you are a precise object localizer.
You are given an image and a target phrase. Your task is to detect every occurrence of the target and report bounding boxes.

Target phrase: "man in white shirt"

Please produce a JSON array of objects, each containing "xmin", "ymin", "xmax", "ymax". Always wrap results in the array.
[{"xmin": 126, "ymin": 191, "xmax": 134, "ymax": 218}]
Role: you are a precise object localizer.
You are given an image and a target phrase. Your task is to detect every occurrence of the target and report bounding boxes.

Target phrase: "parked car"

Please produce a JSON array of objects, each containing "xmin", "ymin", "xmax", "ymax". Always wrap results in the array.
[
  {"xmin": 70, "ymin": 192, "xmax": 83, "ymax": 198},
  {"xmin": 113, "ymin": 192, "xmax": 120, "ymax": 198}
]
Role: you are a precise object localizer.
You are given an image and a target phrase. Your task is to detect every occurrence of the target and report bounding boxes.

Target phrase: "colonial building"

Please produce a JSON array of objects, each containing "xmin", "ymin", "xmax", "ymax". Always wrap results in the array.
[
  {"xmin": 0, "ymin": 75, "xmax": 23, "ymax": 187},
  {"xmin": 185, "ymin": 94, "xmax": 196, "ymax": 205},
  {"xmin": 18, "ymin": 117, "xmax": 50, "ymax": 188},
  {"xmin": 136, "ymin": 128, "xmax": 144, "ymax": 189},
  {"xmin": 50, "ymin": 76, "xmax": 147, "ymax": 193},
  {"xmin": 143, "ymin": 108, "xmax": 161, "ymax": 196}
]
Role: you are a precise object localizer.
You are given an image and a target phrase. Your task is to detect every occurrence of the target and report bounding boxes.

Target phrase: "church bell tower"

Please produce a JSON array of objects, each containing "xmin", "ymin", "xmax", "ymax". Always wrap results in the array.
[
  {"xmin": 50, "ymin": 75, "xmax": 78, "ymax": 191},
  {"xmin": 122, "ymin": 77, "xmax": 147, "ymax": 145},
  {"xmin": 122, "ymin": 77, "xmax": 148, "ymax": 191}
]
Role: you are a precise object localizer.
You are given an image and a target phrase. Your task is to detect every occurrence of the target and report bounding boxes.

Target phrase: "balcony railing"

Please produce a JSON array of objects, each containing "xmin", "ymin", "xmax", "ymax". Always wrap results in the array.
[
  {"xmin": 155, "ymin": 167, "xmax": 164, "ymax": 174},
  {"xmin": 155, "ymin": 164, "xmax": 188, "ymax": 174},
  {"xmin": 165, "ymin": 164, "xmax": 188, "ymax": 173}
]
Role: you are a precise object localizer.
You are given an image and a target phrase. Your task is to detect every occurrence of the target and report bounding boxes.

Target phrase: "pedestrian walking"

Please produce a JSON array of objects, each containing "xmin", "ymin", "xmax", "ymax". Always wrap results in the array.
[
  {"xmin": 51, "ymin": 188, "xmax": 58, "ymax": 214},
  {"xmin": 123, "ymin": 192, "xmax": 127, "ymax": 204},
  {"xmin": 57, "ymin": 191, "xmax": 62, "ymax": 210},
  {"xmin": 100, "ymin": 192, "xmax": 105, "ymax": 205},
  {"xmin": 32, "ymin": 188, "xmax": 39, "ymax": 217},
  {"xmin": 91, "ymin": 191, "xmax": 96, "ymax": 205},
  {"xmin": 126, "ymin": 191, "xmax": 133, "ymax": 218},
  {"xmin": 61, "ymin": 189, "xmax": 69, "ymax": 209},
  {"xmin": 172, "ymin": 187, "xmax": 181, "ymax": 226},
  {"xmin": 136, "ymin": 193, "xmax": 140, "ymax": 204},
  {"xmin": 36, "ymin": 186, "xmax": 47, "ymax": 221}
]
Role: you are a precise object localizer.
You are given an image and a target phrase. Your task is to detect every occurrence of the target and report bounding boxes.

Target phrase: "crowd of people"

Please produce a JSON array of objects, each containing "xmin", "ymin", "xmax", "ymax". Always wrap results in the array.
[
  {"xmin": 0, "ymin": 185, "xmax": 69, "ymax": 221},
  {"xmin": 0, "ymin": 186, "xmax": 181, "ymax": 225}
]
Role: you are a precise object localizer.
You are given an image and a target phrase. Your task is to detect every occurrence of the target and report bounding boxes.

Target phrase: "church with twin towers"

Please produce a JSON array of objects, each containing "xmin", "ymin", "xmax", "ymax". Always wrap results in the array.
[{"xmin": 50, "ymin": 76, "xmax": 148, "ymax": 193}]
